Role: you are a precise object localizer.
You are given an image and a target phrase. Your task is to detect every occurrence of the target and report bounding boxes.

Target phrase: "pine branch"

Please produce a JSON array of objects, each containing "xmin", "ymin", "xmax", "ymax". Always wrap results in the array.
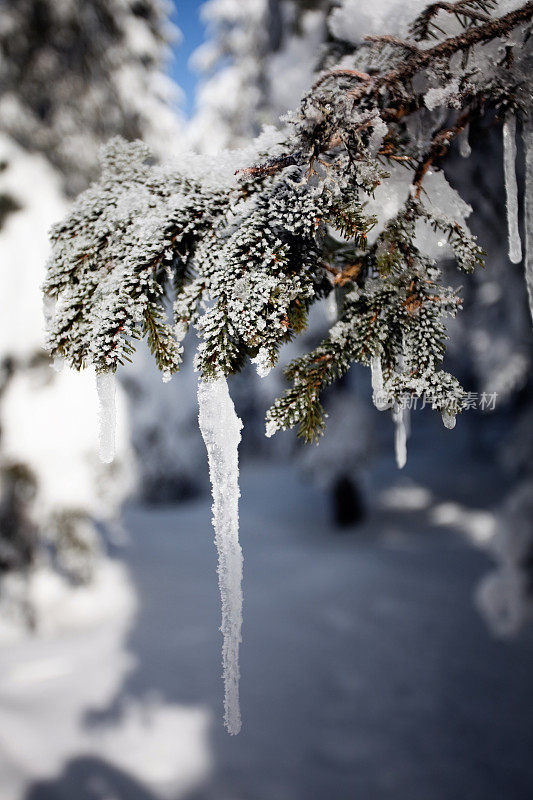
[
  {"xmin": 43, "ymin": 3, "xmax": 530, "ymax": 447},
  {"xmin": 347, "ymin": 3, "xmax": 533, "ymax": 102},
  {"xmin": 244, "ymin": 3, "xmax": 532, "ymax": 180}
]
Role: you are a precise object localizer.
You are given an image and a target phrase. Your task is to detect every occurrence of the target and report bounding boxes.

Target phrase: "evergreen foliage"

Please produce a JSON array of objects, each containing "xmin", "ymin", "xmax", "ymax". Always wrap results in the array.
[{"xmin": 44, "ymin": 1, "xmax": 533, "ymax": 444}]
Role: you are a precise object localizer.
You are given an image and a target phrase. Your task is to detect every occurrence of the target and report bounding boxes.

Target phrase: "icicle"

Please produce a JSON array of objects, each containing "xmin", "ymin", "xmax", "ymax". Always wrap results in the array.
[
  {"xmin": 96, "ymin": 372, "xmax": 116, "ymax": 464},
  {"xmin": 198, "ymin": 377, "xmax": 243, "ymax": 735},
  {"xmin": 458, "ymin": 123, "xmax": 471, "ymax": 158},
  {"xmin": 392, "ymin": 402, "xmax": 407, "ymax": 469},
  {"xmin": 325, "ymin": 290, "xmax": 338, "ymax": 323},
  {"xmin": 503, "ymin": 115, "xmax": 522, "ymax": 264},
  {"xmin": 370, "ymin": 355, "xmax": 388, "ymax": 410},
  {"xmin": 441, "ymin": 409, "xmax": 456, "ymax": 429},
  {"xmin": 370, "ymin": 356, "xmax": 383, "ymax": 399},
  {"xmin": 523, "ymin": 116, "xmax": 533, "ymax": 323}
]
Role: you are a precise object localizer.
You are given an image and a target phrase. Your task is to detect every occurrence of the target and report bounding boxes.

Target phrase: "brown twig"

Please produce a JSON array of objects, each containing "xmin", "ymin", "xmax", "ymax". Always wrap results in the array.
[{"xmin": 334, "ymin": 262, "xmax": 363, "ymax": 286}]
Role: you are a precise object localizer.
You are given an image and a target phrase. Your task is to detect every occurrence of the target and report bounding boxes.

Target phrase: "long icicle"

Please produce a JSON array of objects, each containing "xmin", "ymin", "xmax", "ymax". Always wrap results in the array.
[
  {"xmin": 523, "ymin": 116, "xmax": 533, "ymax": 323},
  {"xmin": 503, "ymin": 115, "xmax": 523, "ymax": 265},
  {"xmin": 198, "ymin": 377, "xmax": 243, "ymax": 735},
  {"xmin": 96, "ymin": 372, "xmax": 116, "ymax": 463}
]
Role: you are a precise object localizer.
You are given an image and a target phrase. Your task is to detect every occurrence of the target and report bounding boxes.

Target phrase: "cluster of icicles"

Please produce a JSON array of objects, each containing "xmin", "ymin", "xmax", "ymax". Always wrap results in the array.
[
  {"xmin": 368, "ymin": 354, "xmax": 456, "ymax": 472},
  {"xmin": 45, "ymin": 113, "xmax": 532, "ymax": 735},
  {"xmin": 369, "ymin": 114, "xmax": 533, "ymax": 471}
]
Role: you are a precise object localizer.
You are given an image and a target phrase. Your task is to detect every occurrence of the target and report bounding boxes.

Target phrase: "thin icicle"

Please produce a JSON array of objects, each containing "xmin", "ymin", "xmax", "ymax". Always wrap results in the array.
[
  {"xmin": 392, "ymin": 402, "xmax": 407, "ymax": 469},
  {"xmin": 198, "ymin": 377, "xmax": 243, "ymax": 735},
  {"xmin": 370, "ymin": 355, "xmax": 388, "ymax": 410},
  {"xmin": 458, "ymin": 123, "xmax": 471, "ymax": 158},
  {"xmin": 503, "ymin": 115, "xmax": 522, "ymax": 264},
  {"xmin": 523, "ymin": 116, "xmax": 533, "ymax": 323},
  {"xmin": 370, "ymin": 356, "xmax": 383, "ymax": 400},
  {"xmin": 96, "ymin": 372, "xmax": 116, "ymax": 464}
]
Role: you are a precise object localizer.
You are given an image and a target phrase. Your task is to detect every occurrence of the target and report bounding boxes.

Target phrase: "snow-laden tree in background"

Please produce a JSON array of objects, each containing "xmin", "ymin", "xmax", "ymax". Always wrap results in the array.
[
  {"xmin": 43, "ymin": 0, "xmax": 533, "ymax": 729},
  {"xmin": 0, "ymin": 0, "xmax": 181, "ymax": 195},
  {"xmin": 188, "ymin": 0, "xmax": 328, "ymax": 153},
  {"xmin": 0, "ymin": 0, "xmax": 204, "ymax": 510},
  {"xmin": 0, "ymin": 0, "xmax": 188, "ymax": 630}
]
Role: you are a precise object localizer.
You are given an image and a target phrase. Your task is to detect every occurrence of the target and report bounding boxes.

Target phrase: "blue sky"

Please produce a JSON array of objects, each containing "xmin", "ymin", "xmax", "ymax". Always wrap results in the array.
[{"xmin": 168, "ymin": 0, "xmax": 206, "ymax": 118}]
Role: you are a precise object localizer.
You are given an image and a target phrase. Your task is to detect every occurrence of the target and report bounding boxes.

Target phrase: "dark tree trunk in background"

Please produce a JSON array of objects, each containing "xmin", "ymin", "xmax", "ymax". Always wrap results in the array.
[{"xmin": 331, "ymin": 475, "xmax": 365, "ymax": 528}]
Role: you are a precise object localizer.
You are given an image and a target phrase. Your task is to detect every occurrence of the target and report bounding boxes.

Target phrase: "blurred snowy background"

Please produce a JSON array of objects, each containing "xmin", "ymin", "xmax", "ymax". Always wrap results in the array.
[{"xmin": 1, "ymin": 1, "xmax": 533, "ymax": 798}]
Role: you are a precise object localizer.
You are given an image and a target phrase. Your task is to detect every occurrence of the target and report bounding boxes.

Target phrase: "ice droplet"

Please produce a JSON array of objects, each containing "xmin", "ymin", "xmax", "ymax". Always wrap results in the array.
[{"xmin": 441, "ymin": 409, "xmax": 456, "ymax": 430}]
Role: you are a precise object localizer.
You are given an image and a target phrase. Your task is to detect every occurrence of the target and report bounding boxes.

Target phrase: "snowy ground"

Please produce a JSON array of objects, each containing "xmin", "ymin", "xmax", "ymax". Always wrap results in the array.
[{"xmin": 1, "ymin": 412, "xmax": 533, "ymax": 800}]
